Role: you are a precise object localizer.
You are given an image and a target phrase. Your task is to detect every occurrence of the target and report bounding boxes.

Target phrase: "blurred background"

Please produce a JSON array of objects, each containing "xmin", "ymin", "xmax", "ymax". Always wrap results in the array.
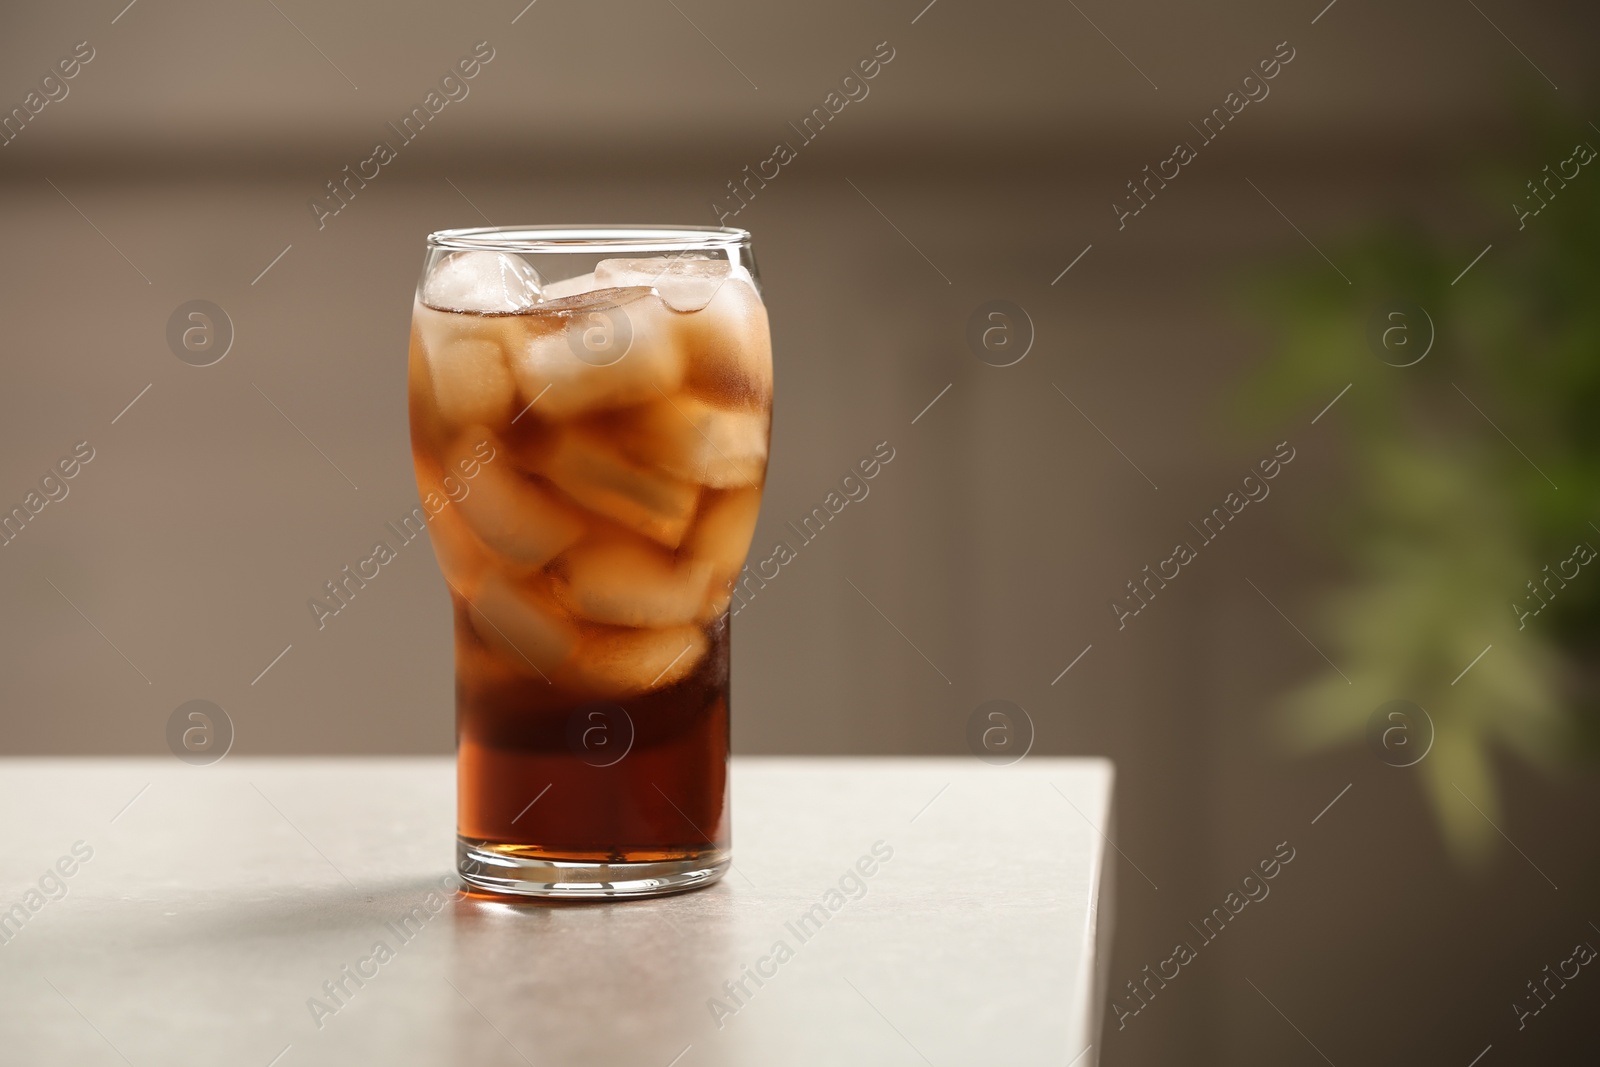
[{"xmin": 3, "ymin": 0, "xmax": 1599, "ymax": 1062}]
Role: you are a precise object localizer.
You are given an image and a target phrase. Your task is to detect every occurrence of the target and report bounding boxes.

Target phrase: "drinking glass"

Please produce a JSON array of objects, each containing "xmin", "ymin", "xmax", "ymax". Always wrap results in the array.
[{"xmin": 407, "ymin": 226, "xmax": 771, "ymax": 897}]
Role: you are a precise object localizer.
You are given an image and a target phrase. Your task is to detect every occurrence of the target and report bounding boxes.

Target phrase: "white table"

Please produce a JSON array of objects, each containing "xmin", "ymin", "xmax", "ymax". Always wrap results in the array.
[{"xmin": 0, "ymin": 757, "xmax": 1113, "ymax": 1066}]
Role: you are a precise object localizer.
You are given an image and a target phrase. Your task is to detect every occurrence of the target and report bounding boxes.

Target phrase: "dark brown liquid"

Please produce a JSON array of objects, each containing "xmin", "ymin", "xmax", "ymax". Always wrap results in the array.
[
  {"xmin": 455, "ymin": 609, "xmax": 730, "ymax": 861},
  {"xmin": 407, "ymin": 282, "xmax": 769, "ymax": 868}
]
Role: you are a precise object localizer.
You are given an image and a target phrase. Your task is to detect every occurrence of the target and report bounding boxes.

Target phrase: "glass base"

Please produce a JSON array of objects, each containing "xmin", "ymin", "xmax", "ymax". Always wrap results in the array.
[{"xmin": 457, "ymin": 838, "xmax": 729, "ymax": 899}]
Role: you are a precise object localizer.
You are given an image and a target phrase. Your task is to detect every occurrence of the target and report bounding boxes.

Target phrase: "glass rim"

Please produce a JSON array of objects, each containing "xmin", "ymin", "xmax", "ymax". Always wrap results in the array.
[{"xmin": 426, "ymin": 224, "xmax": 752, "ymax": 254}]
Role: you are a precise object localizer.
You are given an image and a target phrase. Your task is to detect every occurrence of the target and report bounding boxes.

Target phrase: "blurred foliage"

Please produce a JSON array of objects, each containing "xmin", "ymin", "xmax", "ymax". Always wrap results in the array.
[{"xmin": 1240, "ymin": 102, "xmax": 1600, "ymax": 862}]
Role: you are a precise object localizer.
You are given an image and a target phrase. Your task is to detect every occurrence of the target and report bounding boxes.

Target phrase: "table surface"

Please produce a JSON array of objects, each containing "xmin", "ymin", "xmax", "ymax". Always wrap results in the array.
[{"xmin": 0, "ymin": 756, "xmax": 1113, "ymax": 1066}]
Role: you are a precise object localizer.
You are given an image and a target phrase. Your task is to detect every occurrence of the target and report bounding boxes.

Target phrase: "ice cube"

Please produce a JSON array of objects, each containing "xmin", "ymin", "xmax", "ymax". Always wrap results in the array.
[
  {"xmin": 426, "ymin": 501, "xmax": 491, "ymax": 597},
  {"xmin": 469, "ymin": 573, "xmax": 576, "ymax": 678},
  {"xmin": 675, "ymin": 278, "xmax": 773, "ymax": 408},
  {"xmin": 683, "ymin": 487, "xmax": 763, "ymax": 619},
  {"xmin": 540, "ymin": 271, "xmax": 598, "ymax": 300},
  {"xmin": 552, "ymin": 531, "xmax": 713, "ymax": 627},
  {"xmin": 455, "ymin": 625, "xmax": 525, "ymax": 690},
  {"xmin": 609, "ymin": 394, "xmax": 768, "ymax": 488},
  {"xmin": 413, "ymin": 318, "xmax": 518, "ymax": 430},
  {"xmin": 594, "ymin": 255, "xmax": 747, "ymax": 313},
  {"xmin": 506, "ymin": 287, "xmax": 687, "ymax": 419},
  {"xmin": 412, "ymin": 302, "xmax": 527, "ymax": 430},
  {"xmin": 422, "ymin": 250, "xmax": 543, "ymax": 313},
  {"xmin": 448, "ymin": 430, "xmax": 586, "ymax": 567},
  {"xmin": 413, "ymin": 300, "xmax": 524, "ymax": 356},
  {"xmin": 560, "ymin": 624, "xmax": 708, "ymax": 697},
  {"xmin": 534, "ymin": 427, "xmax": 700, "ymax": 548},
  {"xmin": 408, "ymin": 319, "xmax": 447, "ymax": 449}
]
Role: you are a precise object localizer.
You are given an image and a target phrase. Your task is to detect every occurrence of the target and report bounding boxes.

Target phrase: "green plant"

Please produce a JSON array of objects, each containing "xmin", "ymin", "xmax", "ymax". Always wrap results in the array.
[{"xmin": 1241, "ymin": 107, "xmax": 1600, "ymax": 861}]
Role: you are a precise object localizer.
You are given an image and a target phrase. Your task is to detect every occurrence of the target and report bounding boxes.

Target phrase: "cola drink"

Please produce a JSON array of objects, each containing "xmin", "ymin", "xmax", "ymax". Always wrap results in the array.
[{"xmin": 408, "ymin": 229, "xmax": 771, "ymax": 897}]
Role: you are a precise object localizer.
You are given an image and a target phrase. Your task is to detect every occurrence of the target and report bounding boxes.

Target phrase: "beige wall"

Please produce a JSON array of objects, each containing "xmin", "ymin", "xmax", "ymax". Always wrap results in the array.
[{"xmin": 2, "ymin": 1, "xmax": 1599, "ymax": 1064}]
